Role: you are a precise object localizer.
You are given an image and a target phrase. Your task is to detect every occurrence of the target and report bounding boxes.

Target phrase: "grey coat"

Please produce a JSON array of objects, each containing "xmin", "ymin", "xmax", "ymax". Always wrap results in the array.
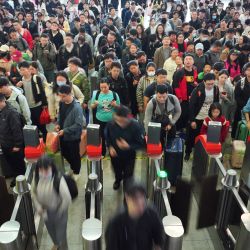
[{"xmin": 57, "ymin": 99, "xmax": 85, "ymax": 141}]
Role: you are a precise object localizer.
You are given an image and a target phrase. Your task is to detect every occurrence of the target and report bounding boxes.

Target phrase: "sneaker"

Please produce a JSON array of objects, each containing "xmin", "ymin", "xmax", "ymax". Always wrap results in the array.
[
  {"xmin": 10, "ymin": 179, "xmax": 16, "ymax": 188},
  {"xmin": 73, "ymin": 174, "xmax": 80, "ymax": 182},
  {"xmin": 184, "ymin": 154, "xmax": 190, "ymax": 161},
  {"xmin": 113, "ymin": 181, "xmax": 120, "ymax": 190}
]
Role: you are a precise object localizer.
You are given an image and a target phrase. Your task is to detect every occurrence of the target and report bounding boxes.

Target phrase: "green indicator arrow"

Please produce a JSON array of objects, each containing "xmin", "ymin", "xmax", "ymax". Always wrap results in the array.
[{"xmin": 157, "ymin": 170, "xmax": 168, "ymax": 178}]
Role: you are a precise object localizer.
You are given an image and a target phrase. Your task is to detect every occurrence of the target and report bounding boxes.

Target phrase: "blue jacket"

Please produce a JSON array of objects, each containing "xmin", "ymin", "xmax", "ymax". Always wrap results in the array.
[
  {"xmin": 243, "ymin": 98, "xmax": 250, "ymax": 113},
  {"xmin": 57, "ymin": 99, "xmax": 85, "ymax": 141}
]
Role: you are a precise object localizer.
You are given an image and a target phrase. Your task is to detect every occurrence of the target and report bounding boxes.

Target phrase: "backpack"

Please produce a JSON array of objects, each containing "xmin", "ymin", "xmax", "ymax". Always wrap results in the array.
[
  {"xmin": 151, "ymin": 95, "xmax": 175, "ymax": 128},
  {"xmin": 54, "ymin": 174, "xmax": 78, "ymax": 200},
  {"xmin": 15, "ymin": 95, "xmax": 27, "ymax": 128},
  {"xmin": 95, "ymin": 90, "xmax": 117, "ymax": 101}
]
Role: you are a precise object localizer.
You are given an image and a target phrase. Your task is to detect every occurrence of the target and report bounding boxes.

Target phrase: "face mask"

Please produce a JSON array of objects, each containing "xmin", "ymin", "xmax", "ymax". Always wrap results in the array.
[
  {"xmin": 39, "ymin": 169, "xmax": 52, "ymax": 180},
  {"xmin": 208, "ymin": 29, "xmax": 213, "ymax": 33},
  {"xmin": 57, "ymin": 81, "xmax": 66, "ymax": 86},
  {"xmin": 161, "ymin": 18, "xmax": 167, "ymax": 24},
  {"xmin": 212, "ymin": 16, "xmax": 217, "ymax": 19},
  {"xmin": 147, "ymin": 71, "xmax": 155, "ymax": 77}
]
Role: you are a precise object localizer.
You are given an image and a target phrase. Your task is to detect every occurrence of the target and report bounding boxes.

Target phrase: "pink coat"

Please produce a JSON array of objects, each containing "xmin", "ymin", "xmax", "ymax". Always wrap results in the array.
[{"xmin": 224, "ymin": 61, "xmax": 241, "ymax": 79}]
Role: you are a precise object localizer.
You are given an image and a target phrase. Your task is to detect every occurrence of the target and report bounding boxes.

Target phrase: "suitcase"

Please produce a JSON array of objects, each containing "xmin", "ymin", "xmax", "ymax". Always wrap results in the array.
[
  {"xmin": 164, "ymin": 137, "xmax": 184, "ymax": 186},
  {"xmin": 236, "ymin": 121, "xmax": 249, "ymax": 141},
  {"xmin": 46, "ymin": 132, "xmax": 59, "ymax": 153},
  {"xmin": 231, "ymin": 140, "xmax": 246, "ymax": 168},
  {"xmin": 79, "ymin": 130, "xmax": 87, "ymax": 157}
]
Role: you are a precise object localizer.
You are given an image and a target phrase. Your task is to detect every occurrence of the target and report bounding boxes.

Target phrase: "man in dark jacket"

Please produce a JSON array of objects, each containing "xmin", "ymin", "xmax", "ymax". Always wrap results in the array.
[
  {"xmin": 105, "ymin": 106, "xmax": 144, "ymax": 190},
  {"xmin": 55, "ymin": 85, "xmax": 85, "ymax": 181},
  {"xmin": 185, "ymin": 73, "xmax": 219, "ymax": 160},
  {"xmin": 18, "ymin": 61, "xmax": 48, "ymax": 141},
  {"xmin": 22, "ymin": 13, "xmax": 38, "ymax": 39},
  {"xmin": 0, "ymin": 93, "xmax": 25, "ymax": 187},
  {"xmin": 22, "ymin": 0, "xmax": 35, "ymax": 13},
  {"xmin": 105, "ymin": 180, "xmax": 164, "ymax": 250},
  {"xmin": 57, "ymin": 33, "xmax": 79, "ymax": 71},
  {"xmin": 108, "ymin": 62, "xmax": 129, "ymax": 106}
]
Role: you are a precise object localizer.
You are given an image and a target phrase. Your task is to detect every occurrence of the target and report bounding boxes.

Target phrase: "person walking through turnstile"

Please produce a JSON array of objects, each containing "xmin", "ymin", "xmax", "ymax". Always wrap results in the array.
[
  {"xmin": 105, "ymin": 180, "xmax": 164, "ymax": 250},
  {"xmin": 105, "ymin": 106, "xmax": 145, "ymax": 190},
  {"xmin": 31, "ymin": 155, "xmax": 71, "ymax": 250}
]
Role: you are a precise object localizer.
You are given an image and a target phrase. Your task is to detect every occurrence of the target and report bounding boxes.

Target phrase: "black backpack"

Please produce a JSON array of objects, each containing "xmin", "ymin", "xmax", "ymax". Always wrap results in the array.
[
  {"xmin": 95, "ymin": 90, "xmax": 117, "ymax": 101},
  {"xmin": 151, "ymin": 95, "xmax": 175, "ymax": 128},
  {"xmin": 54, "ymin": 174, "xmax": 78, "ymax": 201}
]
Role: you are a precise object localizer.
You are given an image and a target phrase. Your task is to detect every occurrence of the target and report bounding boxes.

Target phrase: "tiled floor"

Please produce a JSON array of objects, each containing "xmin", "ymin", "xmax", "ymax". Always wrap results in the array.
[{"xmin": 39, "ymin": 153, "xmax": 226, "ymax": 250}]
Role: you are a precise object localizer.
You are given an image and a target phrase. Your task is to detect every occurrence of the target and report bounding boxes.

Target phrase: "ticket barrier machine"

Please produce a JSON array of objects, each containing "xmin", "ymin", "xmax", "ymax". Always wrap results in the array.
[
  {"xmin": 146, "ymin": 123, "xmax": 185, "ymax": 250},
  {"xmin": 0, "ymin": 126, "xmax": 45, "ymax": 250},
  {"xmin": 82, "ymin": 124, "xmax": 103, "ymax": 250},
  {"xmin": 192, "ymin": 135, "xmax": 250, "ymax": 250},
  {"xmin": 0, "ymin": 163, "xmax": 43, "ymax": 250}
]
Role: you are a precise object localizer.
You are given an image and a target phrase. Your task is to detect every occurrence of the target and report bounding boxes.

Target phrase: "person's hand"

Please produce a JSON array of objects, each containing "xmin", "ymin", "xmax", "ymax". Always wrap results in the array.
[
  {"xmin": 16, "ymin": 81, "xmax": 23, "ymax": 87},
  {"xmin": 12, "ymin": 147, "xmax": 20, "ymax": 152},
  {"xmin": 116, "ymin": 138, "xmax": 130, "ymax": 150},
  {"xmin": 58, "ymin": 130, "xmax": 64, "ymax": 137},
  {"xmin": 43, "ymin": 50, "xmax": 49, "ymax": 54},
  {"xmin": 165, "ymin": 124, "xmax": 172, "ymax": 131},
  {"xmin": 191, "ymin": 121, "xmax": 197, "ymax": 129},
  {"xmin": 110, "ymin": 100, "xmax": 117, "ymax": 107},
  {"xmin": 138, "ymin": 106, "xmax": 144, "ymax": 113},
  {"xmin": 133, "ymin": 79, "xmax": 139, "ymax": 86},
  {"xmin": 220, "ymin": 92, "xmax": 227, "ymax": 99},
  {"xmin": 55, "ymin": 125, "xmax": 60, "ymax": 132},
  {"xmin": 94, "ymin": 100, "xmax": 99, "ymax": 106},
  {"xmin": 82, "ymin": 103, "xmax": 88, "ymax": 109},
  {"xmin": 247, "ymin": 120, "xmax": 250, "ymax": 130},
  {"xmin": 109, "ymin": 146, "xmax": 117, "ymax": 157},
  {"xmin": 50, "ymin": 118, "xmax": 56, "ymax": 123}
]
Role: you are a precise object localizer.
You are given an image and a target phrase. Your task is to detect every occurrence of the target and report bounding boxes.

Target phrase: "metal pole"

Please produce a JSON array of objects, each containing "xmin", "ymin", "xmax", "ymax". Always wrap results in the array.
[{"xmin": 0, "ymin": 221, "xmax": 23, "ymax": 250}]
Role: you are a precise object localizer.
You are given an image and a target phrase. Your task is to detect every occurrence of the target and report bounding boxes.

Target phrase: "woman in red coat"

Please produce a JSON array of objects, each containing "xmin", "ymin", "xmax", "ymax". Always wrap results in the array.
[{"xmin": 172, "ymin": 33, "xmax": 187, "ymax": 57}]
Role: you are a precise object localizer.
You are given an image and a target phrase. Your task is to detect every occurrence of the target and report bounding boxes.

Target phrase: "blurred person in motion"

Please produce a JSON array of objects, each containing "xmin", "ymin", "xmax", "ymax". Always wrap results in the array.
[
  {"xmin": 55, "ymin": 85, "xmax": 85, "ymax": 181},
  {"xmin": 31, "ymin": 155, "xmax": 71, "ymax": 250},
  {"xmin": 105, "ymin": 180, "xmax": 164, "ymax": 250},
  {"xmin": 105, "ymin": 106, "xmax": 145, "ymax": 190}
]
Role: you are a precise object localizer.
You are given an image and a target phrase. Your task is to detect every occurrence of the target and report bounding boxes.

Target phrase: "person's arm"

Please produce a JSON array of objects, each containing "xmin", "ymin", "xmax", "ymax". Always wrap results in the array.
[
  {"xmin": 171, "ymin": 96, "xmax": 181, "ymax": 124},
  {"xmin": 144, "ymin": 100, "xmax": 153, "ymax": 134},
  {"xmin": 200, "ymin": 119, "xmax": 208, "ymax": 135},
  {"xmin": 26, "ymin": 31, "xmax": 34, "ymax": 50},
  {"xmin": 48, "ymin": 44, "xmax": 57, "ymax": 62},
  {"xmin": 81, "ymin": 75, "xmax": 90, "ymax": 103},
  {"xmin": 144, "ymin": 96, "xmax": 150, "ymax": 111},
  {"xmin": 47, "ymin": 91, "xmax": 57, "ymax": 120},
  {"xmin": 17, "ymin": 95, "xmax": 32, "ymax": 125},
  {"xmin": 73, "ymin": 85, "xmax": 85, "ymax": 105},
  {"xmin": 105, "ymin": 217, "xmax": 120, "ymax": 250},
  {"xmin": 220, "ymin": 118, "xmax": 229, "ymax": 143},
  {"xmin": 9, "ymin": 112, "xmax": 24, "ymax": 148},
  {"xmin": 188, "ymin": 88, "xmax": 198, "ymax": 123},
  {"xmin": 57, "ymin": 176, "xmax": 72, "ymax": 216},
  {"xmin": 31, "ymin": 177, "xmax": 43, "ymax": 214}
]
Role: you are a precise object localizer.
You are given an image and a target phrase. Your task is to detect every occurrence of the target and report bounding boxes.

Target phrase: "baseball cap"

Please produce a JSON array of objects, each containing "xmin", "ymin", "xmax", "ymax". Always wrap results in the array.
[
  {"xmin": 0, "ymin": 45, "xmax": 9, "ymax": 52},
  {"xmin": 195, "ymin": 43, "xmax": 204, "ymax": 51}
]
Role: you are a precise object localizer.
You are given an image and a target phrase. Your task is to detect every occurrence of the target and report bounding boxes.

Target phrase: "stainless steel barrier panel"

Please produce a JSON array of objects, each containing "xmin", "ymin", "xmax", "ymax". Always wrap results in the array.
[
  {"xmin": 235, "ymin": 213, "xmax": 250, "ymax": 250},
  {"xmin": 87, "ymin": 160, "xmax": 103, "ymax": 185},
  {"xmin": 0, "ymin": 220, "xmax": 23, "ymax": 250},
  {"xmin": 82, "ymin": 172, "xmax": 102, "ymax": 250},
  {"xmin": 150, "ymin": 167, "xmax": 184, "ymax": 250}
]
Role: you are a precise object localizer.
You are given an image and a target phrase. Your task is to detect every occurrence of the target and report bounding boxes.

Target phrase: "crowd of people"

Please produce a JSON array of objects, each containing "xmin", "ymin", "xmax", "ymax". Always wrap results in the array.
[{"xmin": 0, "ymin": 0, "xmax": 250, "ymax": 249}]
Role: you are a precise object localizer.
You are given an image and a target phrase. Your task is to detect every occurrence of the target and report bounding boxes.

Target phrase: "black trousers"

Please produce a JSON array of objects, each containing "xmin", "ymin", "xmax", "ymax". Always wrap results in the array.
[
  {"xmin": 1, "ymin": 147, "xmax": 26, "ymax": 177},
  {"xmin": 176, "ymin": 101, "xmax": 189, "ymax": 131},
  {"xmin": 185, "ymin": 119, "xmax": 204, "ymax": 155},
  {"xmin": 60, "ymin": 139, "xmax": 81, "ymax": 174},
  {"xmin": 96, "ymin": 119, "xmax": 107, "ymax": 156},
  {"xmin": 111, "ymin": 151, "xmax": 136, "ymax": 184},
  {"xmin": 30, "ymin": 105, "xmax": 47, "ymax": 142}
]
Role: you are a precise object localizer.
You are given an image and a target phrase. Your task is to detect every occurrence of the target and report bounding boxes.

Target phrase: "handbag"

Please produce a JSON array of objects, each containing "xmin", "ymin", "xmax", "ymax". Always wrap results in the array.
[
  {"xmin": 46, "ymin": 132, "xmax": 59, "ymax": 153},
  {"xmin": 40, "ymin": 107, "xmax": 51, "ymax": 125}
]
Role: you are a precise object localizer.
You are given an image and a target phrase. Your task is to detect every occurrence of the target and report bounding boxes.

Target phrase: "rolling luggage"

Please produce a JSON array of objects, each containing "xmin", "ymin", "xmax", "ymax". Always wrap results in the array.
[
  {"xmin": 164, "ymin": 137, "xmax": 184, "ymax": 186},
  {"xmin": 236, "ymin": 120, "xmax": 248, "ymax": 141}
]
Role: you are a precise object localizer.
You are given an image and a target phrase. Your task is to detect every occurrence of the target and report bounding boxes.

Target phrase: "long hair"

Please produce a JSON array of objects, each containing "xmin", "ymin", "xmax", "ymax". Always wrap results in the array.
[
  {"xmin": 208, "ymin": 102, "xmax": 222, "ymax": 119},
  {"xmin": 34, "ymin": 154, "xmax": 58, "ymax": 185}
]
